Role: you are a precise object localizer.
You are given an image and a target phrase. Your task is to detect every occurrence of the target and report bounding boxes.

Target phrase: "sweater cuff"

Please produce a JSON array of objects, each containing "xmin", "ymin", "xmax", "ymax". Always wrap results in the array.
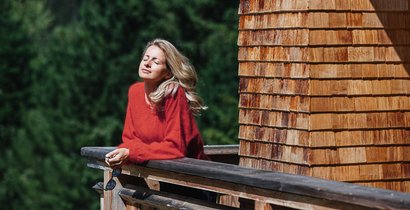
[{"xmin": 118, "ymin": 142, "xmax": 142, "ymax": 163}]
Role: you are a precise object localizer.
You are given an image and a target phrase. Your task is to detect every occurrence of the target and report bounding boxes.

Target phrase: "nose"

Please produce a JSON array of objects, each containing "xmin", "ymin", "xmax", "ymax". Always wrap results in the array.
[{"xmin": 144, "ymin": 60, "xmax": 151, "ymax": 67}]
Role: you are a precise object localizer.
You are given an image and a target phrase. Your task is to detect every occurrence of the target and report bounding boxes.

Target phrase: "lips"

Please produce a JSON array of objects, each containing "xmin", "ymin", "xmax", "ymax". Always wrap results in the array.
[{"xmin": 141, "ymin": 68, "xmax": 151, "ymax": 74}]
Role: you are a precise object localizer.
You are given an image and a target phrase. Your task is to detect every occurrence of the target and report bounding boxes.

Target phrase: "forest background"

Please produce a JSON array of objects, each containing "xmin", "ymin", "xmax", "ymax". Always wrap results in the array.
[{"xmin": 0, "ymin": 0, "xmax": 239, "ymax": 209}]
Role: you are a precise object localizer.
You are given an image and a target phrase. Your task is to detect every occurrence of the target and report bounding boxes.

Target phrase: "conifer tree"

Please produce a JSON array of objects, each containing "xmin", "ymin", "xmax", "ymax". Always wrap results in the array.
[{"xmin": 1, "ymin": 0, "xmax": 239, "ymax": 209}]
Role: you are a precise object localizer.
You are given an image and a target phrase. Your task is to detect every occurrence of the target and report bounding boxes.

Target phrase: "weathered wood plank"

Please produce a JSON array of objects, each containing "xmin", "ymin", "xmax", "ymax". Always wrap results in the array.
[
  {"xmin": 121, "ymin": 164, "xmax": 360, "ymax": 209},
  {"xmin": 204, "ymin": 145, "xmax": 239, "ymax": 164},
  {"xmin": 92, "ymin": 182, "xmax": 238, "ymax": 210},
  {"xmin": 81, "ymin": 147, "xmax": 410, "ymax": 210},
  {"xmin": 204, "ymin": 145, "xmax": 239, "ymax": 155},
  {"xmin": 119, "ymin": 185, "xmax": 239, "ymax": 210}
]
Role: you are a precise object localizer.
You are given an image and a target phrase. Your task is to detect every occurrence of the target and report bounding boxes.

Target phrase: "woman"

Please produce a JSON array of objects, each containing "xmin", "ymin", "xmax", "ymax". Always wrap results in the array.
[
  {"xmin": 104, "ymin": 39, "xmax": 215, "ymax": 202},
  {"xmin": 105, "ymin": 38, "xmax": 208, "ymax": 167}
]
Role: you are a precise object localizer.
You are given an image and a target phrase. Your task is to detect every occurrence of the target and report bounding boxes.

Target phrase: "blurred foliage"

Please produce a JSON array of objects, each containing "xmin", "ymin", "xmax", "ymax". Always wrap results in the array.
[{"xmin": 0, "ymin": 0, "xmax": 239, "ymax": 209}]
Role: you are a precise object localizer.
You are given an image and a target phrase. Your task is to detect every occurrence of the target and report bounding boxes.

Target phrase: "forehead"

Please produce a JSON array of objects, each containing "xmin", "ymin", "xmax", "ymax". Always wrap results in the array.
[{"xmin": 144, "ymin": 45, "xmax": 165, "ymax": 59}]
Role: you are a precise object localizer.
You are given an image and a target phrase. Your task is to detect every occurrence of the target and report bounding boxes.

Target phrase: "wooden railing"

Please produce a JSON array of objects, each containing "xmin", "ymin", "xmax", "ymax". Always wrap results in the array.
[{"xmin": 81, "ymin": 146, "xmax": 410, "ymax": 210}]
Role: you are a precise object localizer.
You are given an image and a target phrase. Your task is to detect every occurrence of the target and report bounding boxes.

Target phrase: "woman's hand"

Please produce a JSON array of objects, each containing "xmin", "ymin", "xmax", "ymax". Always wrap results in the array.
[{"xmin": 105, "ymin": 148, "xmax": 129, "ymax": 167}]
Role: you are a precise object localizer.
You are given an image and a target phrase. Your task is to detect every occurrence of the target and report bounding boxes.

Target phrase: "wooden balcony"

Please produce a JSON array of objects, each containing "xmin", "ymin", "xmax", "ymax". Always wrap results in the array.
[{"xmin": 81, "ymin": 146, "xmax": 410, "ymax": 210}]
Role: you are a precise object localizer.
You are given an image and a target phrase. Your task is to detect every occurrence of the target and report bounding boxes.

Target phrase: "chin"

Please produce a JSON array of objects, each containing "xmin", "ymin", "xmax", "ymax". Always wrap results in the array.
[{"xmin": 138, "ymin": 72, "xmax": 148, "ymax": 79}]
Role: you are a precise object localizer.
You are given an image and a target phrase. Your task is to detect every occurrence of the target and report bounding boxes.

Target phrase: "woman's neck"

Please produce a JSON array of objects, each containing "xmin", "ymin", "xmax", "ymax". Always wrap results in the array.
[
  {"xmin": 144, "ymin": 82, "xmax": 156, "ymax": 95},
  {"xmin": 143, "ymin": 81, "xmax": 158, "ymax": 105}
]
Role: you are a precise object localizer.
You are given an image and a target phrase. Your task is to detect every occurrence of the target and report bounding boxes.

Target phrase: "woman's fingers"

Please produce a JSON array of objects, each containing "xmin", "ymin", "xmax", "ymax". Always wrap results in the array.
[
  {"xmin": 106, "ymin": 149, "xmax": 123, "ymax": 165},
  {"xmin": 105, "ymin": 148, "xmax": 129, "ymax": 167},
  {"xmin": 105, "ymin": 150, "xmax": 118, "ymax": 159},
  {"xmin": 109, "ymin": 155, "xmax": 122, "ymax": 163},
  {"xmin": 105, "ymin": 150, "xmax": 119, "ymax": 166}
]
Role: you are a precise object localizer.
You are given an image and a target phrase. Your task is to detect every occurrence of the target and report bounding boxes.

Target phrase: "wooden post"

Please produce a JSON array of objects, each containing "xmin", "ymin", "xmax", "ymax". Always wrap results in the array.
[
  {"xmin": 103, "ymin": 169, "xmax": 126, "ymax": 210},
  {"xmin": 218, "ymin": 194, "xmax": 240, "ymax": 208}
]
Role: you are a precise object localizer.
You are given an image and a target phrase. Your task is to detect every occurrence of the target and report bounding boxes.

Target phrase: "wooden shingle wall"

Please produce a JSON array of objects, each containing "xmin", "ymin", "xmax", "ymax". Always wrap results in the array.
[{"xmin": 237, "ymin": 0, "xmax": 410, "ymax": 192}]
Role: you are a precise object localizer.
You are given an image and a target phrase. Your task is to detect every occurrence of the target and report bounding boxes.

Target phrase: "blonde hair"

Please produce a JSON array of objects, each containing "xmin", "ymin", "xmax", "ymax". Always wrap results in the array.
[{"xmin": 144, "ymin": 39, "xmax": 207, "ymax": 115}]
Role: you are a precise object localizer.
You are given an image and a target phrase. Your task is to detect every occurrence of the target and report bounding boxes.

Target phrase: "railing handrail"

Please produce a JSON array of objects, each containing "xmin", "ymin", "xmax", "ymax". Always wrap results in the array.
[
  {"xmin": 204, "ymin": 144, "xmax": 239, "ymax": 155},
  {"xmin": 81, "ymin": 146, "xmax": 410, "ymax": 209}
]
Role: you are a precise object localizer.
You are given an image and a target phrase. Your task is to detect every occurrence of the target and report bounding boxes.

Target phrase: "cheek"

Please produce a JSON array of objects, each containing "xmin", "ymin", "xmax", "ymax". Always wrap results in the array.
[
  {"xmin": 138, "ymin": 63, "xmax": 145, "ymax": 77},
  {"xmin": 138, "ymin": 62, "xmax": 144, "ymax": 69},
  {"xmin": 154, "ymin": 65, "xmax": 168, "ymax": 75},
  {"xmin": 161, "ymin": 68, "xmax": 170, "ymax": 78}
]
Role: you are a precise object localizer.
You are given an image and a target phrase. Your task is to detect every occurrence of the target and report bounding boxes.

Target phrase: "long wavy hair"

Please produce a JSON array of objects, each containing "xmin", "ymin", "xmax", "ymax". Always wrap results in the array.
[{"xmin": 143, "ymin": 39, "xmax": 207, "ymax": 115}]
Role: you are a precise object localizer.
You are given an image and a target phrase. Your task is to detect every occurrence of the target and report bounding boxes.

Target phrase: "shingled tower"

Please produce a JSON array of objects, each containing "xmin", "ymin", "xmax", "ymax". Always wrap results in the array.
[{"xmin": 237, "ymin": 0, "xmax": 410, "ymax": 192}]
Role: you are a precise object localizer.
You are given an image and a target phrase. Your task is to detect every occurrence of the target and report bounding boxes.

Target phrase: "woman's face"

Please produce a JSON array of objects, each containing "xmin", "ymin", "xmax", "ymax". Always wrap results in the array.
[{"xmin": 139, "ymin": 45, "xmax": 170, "ymax": 85}]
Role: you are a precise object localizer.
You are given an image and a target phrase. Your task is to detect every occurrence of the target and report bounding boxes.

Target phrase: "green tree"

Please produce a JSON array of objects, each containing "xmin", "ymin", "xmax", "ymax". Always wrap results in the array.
[
  {"xmin": 0, "ymin": 0, "xmax": 67, "ymax": 208},
  {"xmin": 197, "ymin": 5, "xmax": 239, "ymax": 145},
  {"xmin": 1, "ymin": 0, "xmax": 239, "ymax": 209}
]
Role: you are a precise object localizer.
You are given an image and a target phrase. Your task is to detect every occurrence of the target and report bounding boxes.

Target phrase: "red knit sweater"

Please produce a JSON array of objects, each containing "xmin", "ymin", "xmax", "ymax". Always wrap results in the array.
[{"xmin": 118, "ymin": 82, "xmax": 207, "ymax": 163}]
